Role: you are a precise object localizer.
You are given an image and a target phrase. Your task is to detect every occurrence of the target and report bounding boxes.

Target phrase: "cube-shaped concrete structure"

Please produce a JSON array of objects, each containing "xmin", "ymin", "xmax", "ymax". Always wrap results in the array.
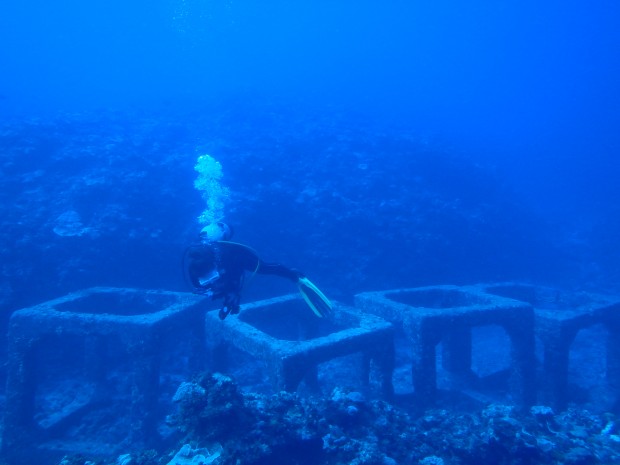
[
  {"xmin": 204, "ymin": 294, "xmax": 395, "ymax": 397},
  {"xmin": 355, "ymin": 285, "xmax": 536, "ymax": 406},
  {"xmin": 479, "ymin": 282, "xmax": 620, "ymax": 409},
  {"xmin": 2, "ymin": 287, "xmax": 207, "ymax": 461}
]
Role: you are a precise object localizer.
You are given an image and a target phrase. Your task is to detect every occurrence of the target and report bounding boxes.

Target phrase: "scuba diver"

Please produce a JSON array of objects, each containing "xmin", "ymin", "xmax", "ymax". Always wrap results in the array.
[{"xmin": 184, "ymin": 222, "xmax": 332, "ymax": 320}]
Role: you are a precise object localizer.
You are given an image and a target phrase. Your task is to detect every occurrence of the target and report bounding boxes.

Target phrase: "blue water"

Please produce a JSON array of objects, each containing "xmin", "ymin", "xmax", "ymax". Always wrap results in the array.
[
  {"xmin": 3, "ymin": 1, "xmax": 619, "ymax": 296},
  {"xmin": 1, "ymin": 1, "xmax": 620, "ymax": 463}
]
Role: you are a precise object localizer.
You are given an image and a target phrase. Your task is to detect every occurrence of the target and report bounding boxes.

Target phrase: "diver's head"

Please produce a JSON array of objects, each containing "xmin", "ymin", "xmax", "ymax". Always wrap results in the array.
[{"xmin": 200, "ymin": 222, "xmax": 233, "ymax": 242}]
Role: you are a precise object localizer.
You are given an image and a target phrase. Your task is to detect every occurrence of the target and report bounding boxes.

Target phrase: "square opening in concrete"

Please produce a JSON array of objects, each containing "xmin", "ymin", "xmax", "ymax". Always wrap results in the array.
[
  {"xmin": 386, "ymin": 288, "xmax": 491, "ymax": 309},
  {"xmin": 471, "ymin": 325, "xmax": 512, "ymax": 379},
  {"xmin": 34, "ymin": 333, "xmax": 97, "ymax": 431},
  {"xmin": 482, "ymin": 284, "xmax": 540, "ymax": 307},
  {"xmin": 482, "ymin": 283, "xmax": 598, "ymax": 311},
  {"xmin": 570, "ymin": 324, "xmax": 608, "ymax": 392},
  {"xmin": 238, "ymin": 299, "xmax": 348, "ymax": 341},
  {"xmin": 316, "ymin": 352, "xmax": 365, "ymax": 390},
  {"xmin": 392, "ymin": 332, "xmax": 415, "ymax": 395},
  {"xmin": 53, "ymin": 289, "xmax": 179, "ymax": 316}
]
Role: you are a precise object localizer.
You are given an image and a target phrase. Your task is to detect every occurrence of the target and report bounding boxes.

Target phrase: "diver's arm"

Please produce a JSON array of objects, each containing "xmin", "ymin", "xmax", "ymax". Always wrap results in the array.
[
  {"xmin": 215, "ymin": 240, "xmax": 331, "ymax": 318},
  {"xmin": 218, "ymin": 241, "xmax": 302, "ymax": 281}
]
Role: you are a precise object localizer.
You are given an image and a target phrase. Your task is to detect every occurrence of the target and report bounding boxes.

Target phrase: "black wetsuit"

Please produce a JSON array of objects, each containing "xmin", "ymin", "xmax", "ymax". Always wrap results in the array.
[{"xmin": 185, "ymin": 241, "xmax": 302, "ymax": 319}]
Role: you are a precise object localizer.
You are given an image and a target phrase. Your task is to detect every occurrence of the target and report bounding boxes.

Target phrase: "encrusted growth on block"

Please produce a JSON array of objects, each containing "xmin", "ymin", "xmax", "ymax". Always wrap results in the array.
[
  {"xmin": 2, "ymin": 287, "xmax": 207, "ymax": 462},
  {"xmin": 480, "ymin": 282, "xmax": 620, "ymax": 409},
  {"xmin": 204, "ymin": 294, "xmax": 395, "ymax": 397},
  {"xmin": 355, "ymin": 285, "xmax": 536, "ymax": 406}
]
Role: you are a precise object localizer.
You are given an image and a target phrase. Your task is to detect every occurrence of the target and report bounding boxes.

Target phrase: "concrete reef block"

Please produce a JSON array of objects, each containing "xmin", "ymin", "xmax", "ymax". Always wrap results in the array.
[
  {"xmin": 204, "ymin": 294, "xmax": 395, "ymax": 397},
  {"xmin": 479, "ymin": 282, "xmax": 620, "ymax": 409},
  {"xmin": 355, "ymin": 285, "xmax": 536, "ymax": 406},
  {"xmin": 2, "ymin": 287, "xmax": 207, "ymax": 460}
]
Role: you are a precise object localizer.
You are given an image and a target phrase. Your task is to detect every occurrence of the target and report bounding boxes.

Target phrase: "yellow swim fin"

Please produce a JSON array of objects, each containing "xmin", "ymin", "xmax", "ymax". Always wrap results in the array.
[{"xmin": 297, "ymin": 276, "xmax": 333, "ymax": 318}]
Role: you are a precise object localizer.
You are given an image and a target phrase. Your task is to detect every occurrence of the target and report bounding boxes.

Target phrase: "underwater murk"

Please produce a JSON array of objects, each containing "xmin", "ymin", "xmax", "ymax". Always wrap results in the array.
[{"xmin": 1, "ymin": 1, "xmax": 620, "ymax": 464}]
